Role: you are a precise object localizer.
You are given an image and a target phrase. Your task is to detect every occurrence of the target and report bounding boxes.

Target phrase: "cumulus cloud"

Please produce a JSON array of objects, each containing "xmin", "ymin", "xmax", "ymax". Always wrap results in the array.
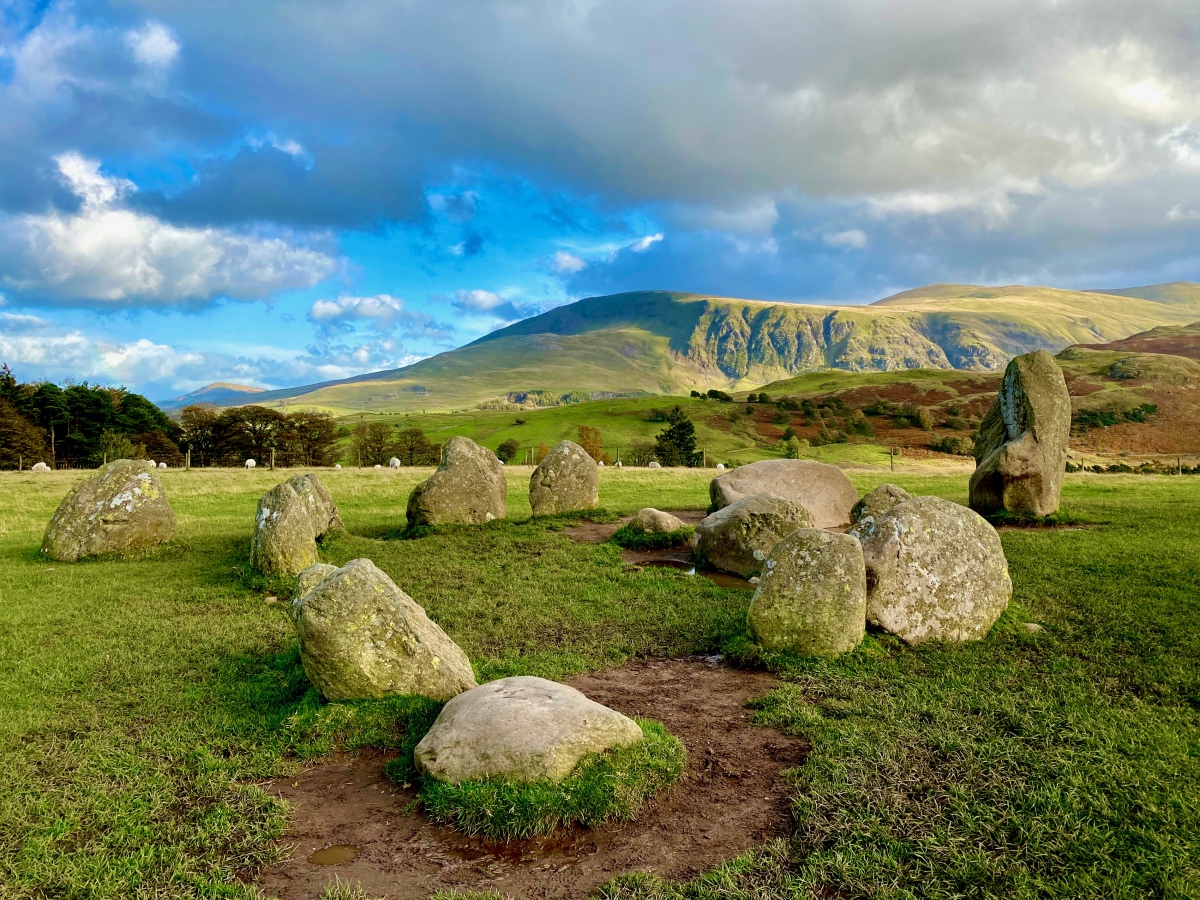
[
  {"xmin": 823, "ymin": 229, "xmax": 868, "ymax": 249},
  {"xmin": 448, "ymin": 289, "xmax": 539, "ymax": 326},
  {"xmin": 125, "ymin": 22, "xmax": 179, "ymax": 69},
  {"xmin": 551, "ymin": 251, "xmax": 587, "ymax": 274},
  {"xmin": 307, "ymin": 293, "xmax": 452, "ymax": 340},
  {"xmin": 0, "ymin": 153, "xmax": 337, "ymax": 307}
]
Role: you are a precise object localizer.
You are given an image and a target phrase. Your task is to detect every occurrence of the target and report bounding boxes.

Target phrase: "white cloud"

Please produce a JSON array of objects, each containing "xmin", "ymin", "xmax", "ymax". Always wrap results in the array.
[
  {"xmin": 307, "ymin": 293, "xmax": 452, "ymax": 341},
  {"xmin": 451, "ymin": 289, "xmax": 507, "ymax": 313},
  {"xmin": 0, "ymin": 154, "xmax": 337, "ymax": 307},
  {"xmin": 629, "ymin": 233, "xmax": 664, "ymax": 252},
  {"xmin": 551, "ymin": 251, "xmax": 587, "ymax": 274},
  {"xmin": 823, "ymin": 229, "xmax": 868, "ymax": 249},
  {"xmin": 125, "ymin": 22, "xmax": 180, "ymax": 69},
  {"xmin": 1167, "ymin": 204, "xmax": 1200, "ymax": 222}
]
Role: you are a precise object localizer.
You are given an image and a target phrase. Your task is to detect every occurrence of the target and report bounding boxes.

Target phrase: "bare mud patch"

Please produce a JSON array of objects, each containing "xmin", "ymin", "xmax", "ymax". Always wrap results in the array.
[{"xmin": 256, "ymin": 659, "xmax": 803, "ymax": 900}]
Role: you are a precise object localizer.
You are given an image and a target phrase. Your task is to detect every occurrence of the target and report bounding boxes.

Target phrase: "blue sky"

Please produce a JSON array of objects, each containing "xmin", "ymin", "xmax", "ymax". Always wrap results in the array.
[{"xmin": 2, "ymin": 0, "xmax": 1200, "ymax": 399}]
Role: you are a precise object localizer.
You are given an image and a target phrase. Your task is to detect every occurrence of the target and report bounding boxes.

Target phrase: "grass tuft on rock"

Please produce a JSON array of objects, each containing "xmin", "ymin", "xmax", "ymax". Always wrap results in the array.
[
  {"xmin": 416, "ymin": 719, "xmax": 685, "ymax": 840},
  {"xmin": 609, "ymin": 524, "xmax": 695, "ymax": 551}
]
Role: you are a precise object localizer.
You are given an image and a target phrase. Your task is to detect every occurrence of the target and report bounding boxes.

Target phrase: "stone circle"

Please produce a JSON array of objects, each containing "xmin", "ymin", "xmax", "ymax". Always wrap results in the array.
[
  {"xmin": 407, "ymin": 436, "xmax": 507, "ymax": 526},
  {"xmin": 694, "ymin": 493, "xmax": 810, "ymax": 577},
  {"xmin": 629, "ymin": 508, "xmax": 687, "ymax": 534},
  {"xmin": 529, "ymin": 440, "xmax": 600, "ymax": 516},
  {"xmin": 709, "ymin": 459, "xmax": 857, "ymax": 528},
  {"xmin": 250, "ymin": 474, "xmax": 344, "ymax": 577}
]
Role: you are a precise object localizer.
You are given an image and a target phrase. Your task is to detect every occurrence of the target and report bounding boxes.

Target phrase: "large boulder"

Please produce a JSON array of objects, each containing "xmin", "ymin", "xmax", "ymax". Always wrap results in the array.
[
  {"xmin": 250, "ymin": 474, "xmax": 343, "ymax": 577},
  {"xmin": 850, "ymin": 496, "xmax": 1012, "ymax": 645},
  {"xmin": 694, "ymin": 494, "xmax": 810, "ymax": 577},
  {"xmin": 709, "ymin": 459, "xmax": 857, "ymax": 528},
  {"xmin": 414, "ymin": 676, "xmax": 644, "ymax": 784},
  {"xmin": 748, "ymin": 529, "xmax": 866, "ymax": 657},
  {"xmin": 406, "ymin": 437, "xmax": 507, "ymax": 526},
  {"xmin": 41, "ymin": 460, "xmax": 176, "ymax": 561},
  {"xmin": 851, "ymin": 483, "xmax": 912, "ymax": 525},
  {"xmin": 291, "ymin": 558, "xmax": 476, "ymax": 701},
  {"xmin": 629, "ymin": 508, "xmax": 687, "ymax": 534},
  {"xmin": 529, "ymin": 440, "xmax": 600, "ymax": 516},
  {"xmin": 969, "ymin": 350, "xmax": 1071, "ymax": 517}
]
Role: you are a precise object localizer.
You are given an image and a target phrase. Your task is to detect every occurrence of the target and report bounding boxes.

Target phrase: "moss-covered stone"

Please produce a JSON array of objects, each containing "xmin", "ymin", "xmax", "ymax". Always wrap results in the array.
[
  {"xmin": 694, "ymin": 493, "xmax": 810, "ymax": 577},
  {"xmin": 529, "ymin": 440, "xmax": 599, "ymax": 516},
  {"xmin": 250, "ymin": 474, "xmax": 343, "ymax": 577},
  {"xmin": 970, "ymin": 349, "xmax": 1071, "ymax": 516},
  {"xmin": 850, "ymin": 496, "xmax": 1012, "ymax": 645},
  {"xmin": 629, "ymin": 508, "xmax": 687, "ymax": 534},
  {"xmin": 850, "ymin": 483, "xmax": 911, "ymax": 526},
  {"xmin": 407, "ymin": 436, "xmax": 507, "ymax": 526},
  {"xmin": 291, "ymin": 558, "xmax": 476, "ymax": 701},
  {"xmin": 748, "ymin": 528, "xmax": 866, "ymax": 657},
  {"xmin": 41, "ymin": 459, "xmax": 176, "ymax": 561},
  {"xmin": 414, "ymin": 676, "xmax": 644, "ymax": 784}
]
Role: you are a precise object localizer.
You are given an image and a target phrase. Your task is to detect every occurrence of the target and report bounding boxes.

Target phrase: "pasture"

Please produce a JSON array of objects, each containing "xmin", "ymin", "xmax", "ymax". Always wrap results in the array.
[{"xmin": 0, "ymin": 467, "xmax": 1197, "ymax": 899}]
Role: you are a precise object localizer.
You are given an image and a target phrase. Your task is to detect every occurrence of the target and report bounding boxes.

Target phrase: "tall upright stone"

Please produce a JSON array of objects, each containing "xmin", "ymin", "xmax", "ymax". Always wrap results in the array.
[
  {"xmin": 407, "ymin": 436, "xmax": 507, "ymax": 526},
  {"xmin": 250, "ymin": 474, "xmax": 343, "ymax": 577},
  {"xmin": 529, "ymin": 440, "xmax": 600, "ymax": 516},
  {"xmin": 970, "ymin": 350, "xmax": 1071, "ymax": 517},
  {"xmin": 41, "ymin": 459, "xmax": 177, "ymax": 561}
]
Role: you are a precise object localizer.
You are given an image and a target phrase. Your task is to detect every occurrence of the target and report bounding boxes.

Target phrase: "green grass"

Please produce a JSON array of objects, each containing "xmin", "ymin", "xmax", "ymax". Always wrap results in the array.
[
  {"xmin": 0, "ymin": 467, "xmax": 1197, "ymax": 898},
  {"xmin": 610, "ymin": 523, "xmax": 695, "ymax": 551},
  {"xmin": 417, "ymin": 719, "xmax": 686, "ymax": 840}
]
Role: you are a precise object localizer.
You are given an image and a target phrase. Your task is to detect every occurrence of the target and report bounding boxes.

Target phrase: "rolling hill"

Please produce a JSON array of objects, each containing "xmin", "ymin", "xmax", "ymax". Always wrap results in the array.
[
  {"xmin": 160, "ymin": 382, "xmax": 266, "ymax": 410},
  {"xmin": 176, "ymin": 282, "xmax": 1200, "ymax": 415},
  {"xmin": 1071, "ymin": 321, "xmax": 1200, "ymax": 361}
]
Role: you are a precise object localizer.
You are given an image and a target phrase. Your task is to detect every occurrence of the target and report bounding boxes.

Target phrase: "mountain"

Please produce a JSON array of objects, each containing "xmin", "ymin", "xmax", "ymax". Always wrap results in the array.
[
  {"xmin": 159, "ymin": 382, "xmax": 265, "ymax": 410},
  {"xmin": 1086, "ymin": 281, "xmax": 1200, "ymax": 306},
  {"xmin": 193, "ymin": 283, "xmax": 1200, "ymax": 415},
  {"xmin": 1070, "ymin": 321, "xmax": 1200, "ymax": 361}
]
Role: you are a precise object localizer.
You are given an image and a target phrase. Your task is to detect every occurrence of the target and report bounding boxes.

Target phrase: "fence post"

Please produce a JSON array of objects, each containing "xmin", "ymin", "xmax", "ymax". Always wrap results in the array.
[
  {"xmin": 186, "ymin": 448, "xmax": 191, "ymax": 471},
  {"xmin": 271, "ymin": 448, "xmax": 276, "ymax": 471}
]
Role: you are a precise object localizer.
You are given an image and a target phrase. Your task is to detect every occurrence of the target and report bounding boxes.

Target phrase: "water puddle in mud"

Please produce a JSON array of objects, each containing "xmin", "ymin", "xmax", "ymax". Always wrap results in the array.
[
  {"xmin": 307, "ymin": 844, "xmax": 361, "ymax": 865},
  {"xmin": 638, "ymin": 559, "xmax": 756, "ymax": 590}
]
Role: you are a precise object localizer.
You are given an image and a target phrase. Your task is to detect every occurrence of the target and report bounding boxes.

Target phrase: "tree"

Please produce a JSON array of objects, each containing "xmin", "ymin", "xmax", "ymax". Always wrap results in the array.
[
  {"xmin": 138, "ymin": 430, "xmax": 184, "ymax": 466},
  {"xmin": 495, "ymin": 438, "xmax": 521, "ymax": 463},
  {"xmin": 0, "ymin": 398, "xmax": 47, "ymax": 468},
  {"xmin": 653, "ymin": 405, "xmax": 698, "ymax": 467},
  {"xmin": 394, "ymin": 428, "xmax": 439, "ymax": 465},
  {"xmin": 628, "ymin": 439, "xmax": 656, "ymax": 466},
  {"xmin": 97, "ymin": 429, "xmax": 145, "ymax": 462},
  {"xmin": 179, "ymin": 406, "xmax": 221, "ymax": 466},
  {"xmin": 533, "ymin": 443, "xmax": 552, "ymax": 465},
  {"xmin": 577, "ymin": 425, "xmax": 605, "ymax": 462},
  {"xmin": 352, "ymin": 421, "xmax": 394, "ymax": 466},
  {"xmin": 916, "ymin": 406, "xmax": 936, "ymax": 431},
  {"xmin": 220, "ymin": 406, "xmax": 286, "ymax": 462},
  {"xmin": 283, "ymin": 411, "xmax": 341, "ymax": 466},
  {"xmin": 781, "ymin": 436, "xmax": 810, "ymax": 458}
]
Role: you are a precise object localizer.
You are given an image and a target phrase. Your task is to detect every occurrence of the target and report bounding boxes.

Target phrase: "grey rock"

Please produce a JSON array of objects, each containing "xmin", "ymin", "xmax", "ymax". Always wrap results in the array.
[
  {"xmin": 851, "ymin": 483, "xmax": 912, "ymax": 525},
  {"xmin": 529, "ymin": 440, "xmax": 600, "ymax": 516},
  {"xmin": 292, "ymin": 558, "xmax": 476, "ymax": 701},
  {"xmin": 748, "ymin": 528, "xmax": 866, "ymax": 657},
  {"xmin": 970, "ymin": 350, "xmax": 1071, "ymax": 517},
  {"xmin": 414, "ymin": 676, "xmax": 644, "ymax": 784},
  {"xmin": 41, "ymin": 459, "xmax": 177, "ymax": 561},
  {"xmin": 629, "ymin": 508, "xmax": 687, "ymax": 534},
  {"xmin": 709, "ymin": 459, "xmax": 857, "ymax": 528},
  {"xmin": 850, "ymin": 496, "xmax": 1012, "ymax": 645},
  {"xmin": 250, "ymin": 474, "xmax": 344, "ymax": 577},
  {"xmin": 694, "ymin": 493, "xmax": 810, "ymax": 577},
  {"xmin": 407, "ymin": 436, "xmax": 507, "ymax": 526}
]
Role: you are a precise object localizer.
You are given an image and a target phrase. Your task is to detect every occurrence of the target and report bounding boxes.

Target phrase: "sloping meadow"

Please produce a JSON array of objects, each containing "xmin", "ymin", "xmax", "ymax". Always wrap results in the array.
[{"xmin": 0, "ymin": 468, "xmax": 1196, "ymax": 898}]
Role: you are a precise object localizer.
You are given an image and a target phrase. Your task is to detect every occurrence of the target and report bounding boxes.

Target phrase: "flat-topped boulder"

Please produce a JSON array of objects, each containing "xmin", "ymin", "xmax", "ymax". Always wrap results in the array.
[
  {"xmin": 629, "ymin": 508, "xmax": 687, "ymax": 534},
  {"xmin": 694, "ymin": 493, "xmax": 810, "ymax": 577},
  {"xmin": 414, "ymin": 676, "xmax": 644, "ymax": 784},
  {"xmin": 970, "ymin": 349, "xmax": 1071, "ymax": 517},
  {"xmin": 850, "ymin": 496, "xmax": 1012, "ymax": 645},
  {"xmin": 529, "ymin": 440, "xmax": 599, "ymax": 516},
  {"xmin": 41, "ymin": 459, "xmax": 176, "ymax": 561},
  {"xmin": 250, "ymin": 474, "xmax": 343, "ymax": 577},
  {"xmin": 851, "ymin": 483, "xmax": 912, "ymax": 525},
  {"xmin": 407, "ymin": 436, "xmax": 507, "ymax": 526},
  {"xmin": 709, "ymin": 459, "xmax": 857, "ymax": 528},
  {"xmin": 291, "ymin": 558, "xmax": 476, "ymax": 701},
  {"xmin": 748, "ymin": 528, "xmax": 866, "ymax": 657}
]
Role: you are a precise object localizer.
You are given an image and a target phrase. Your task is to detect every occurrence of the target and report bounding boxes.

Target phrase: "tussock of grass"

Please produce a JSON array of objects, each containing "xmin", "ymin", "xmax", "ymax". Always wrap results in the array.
[
  {"xmin": 417, "ymin": 720, "xmax": 685, "ymax": 840},
  {"xmin": 609, "ymin": 524, "xmax": 694, "ymax": 551},
  {"xmin": 983, "ymin": 509, "xmax": 1088, "ymax": 528},
  {"xmin": 319, "ymin": 877, "xmax": 381, "ymax": 900},
  {"xmin": 284, "ymin": 690, "xmax": 443, "ymax": 761}
]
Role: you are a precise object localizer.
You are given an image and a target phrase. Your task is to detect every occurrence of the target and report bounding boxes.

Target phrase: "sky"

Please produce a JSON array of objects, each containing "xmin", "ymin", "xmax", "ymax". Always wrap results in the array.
[{"xmin": 2, "ymin": 0, "xmax": 1200, "ymax": 400}]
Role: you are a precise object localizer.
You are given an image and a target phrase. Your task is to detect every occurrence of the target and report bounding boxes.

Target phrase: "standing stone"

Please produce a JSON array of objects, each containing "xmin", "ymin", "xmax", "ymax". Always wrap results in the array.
[
  {"xmin": 851, "ymin": 483, "xmax": 912, "ymax": 525},
  {"xmin": 250, "ymin": 474, "xmax": 344, "ymax": 577},
  {"xmin": 291, "ymin": 558, "xmax": 476, "ymax": 701},
  {"xmin": 407, "ymin": 437, "xmax": 507, "ymax": 526},
  {"xmin": 41, "ymin": 459, "xmax": 177, "ymax": 561},
  {"xmin": 970, "ymin": 349, "xmax": 1071, "ymax": 517},
  {"xmin": 694, "ymin": 494, "xmax": 810, "ymax": 577},
  {"xmin": 529, "ymin": 440, "xmax": 600, "ymax": 516},
  {"xmin": 709, "ymin": 459, "xmax": 857, "ymax": 528},
  {"xmin": 748, "ymin": 529, "xmax": 866, "ymax": 657},
  {"xmin": 414, "ymin": 676, "xmax": 644, "ymax": 784},
  {"xmin": 629, "ymin": 508, "xmax": 687, "ymax": 534},
  {"xmin": 850, "ymin": 496, "xmax": 1012, "ymax": 645}
]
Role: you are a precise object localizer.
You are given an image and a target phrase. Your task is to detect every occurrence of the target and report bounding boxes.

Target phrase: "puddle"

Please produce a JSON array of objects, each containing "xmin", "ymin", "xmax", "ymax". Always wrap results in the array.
[
  {"xmin": 307, "ymin": 844, "xmax": 361, "ymax": 865},
  {"xmin": 639, "ymin": 559, "xmax": 756, "ymax": 591}
]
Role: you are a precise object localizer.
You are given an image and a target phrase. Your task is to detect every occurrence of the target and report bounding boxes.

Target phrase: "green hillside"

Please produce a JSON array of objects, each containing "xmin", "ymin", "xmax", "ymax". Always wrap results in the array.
[
  {"xmin": 200, "ymin": 283, "xmax": 1200, "ymax": 416},
  {"xmin": 1087, "ymin": 281, "xmax": 1200, "ymax": 306}
]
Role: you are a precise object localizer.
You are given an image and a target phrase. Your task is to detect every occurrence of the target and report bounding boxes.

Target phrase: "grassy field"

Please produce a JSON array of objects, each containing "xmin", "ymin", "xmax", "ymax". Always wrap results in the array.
[{"xmin": 0, "ymin": 467, "xmax": 1198, "ymax": 898}]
